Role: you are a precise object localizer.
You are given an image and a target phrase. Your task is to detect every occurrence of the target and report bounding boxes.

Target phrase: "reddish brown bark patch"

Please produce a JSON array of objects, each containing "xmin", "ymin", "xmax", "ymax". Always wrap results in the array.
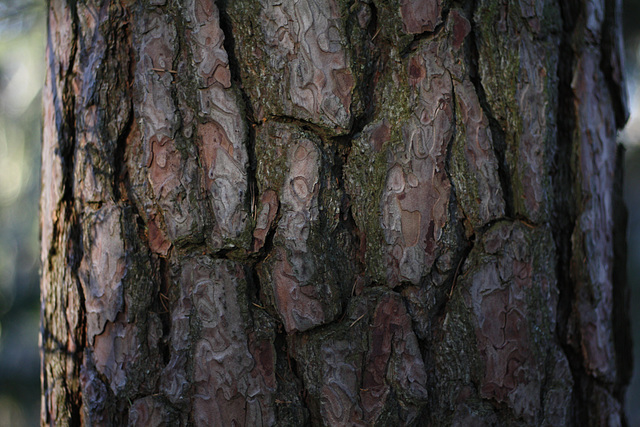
[
  {"xmin": 149, "ymin": 136, "xmax": 181, "ymax": 198},
  {"xmin": 408, "ymin": 56, "xmax": 426, "ymax": 87},
  {"xmin": 129, "ymin": 397, "xmax": 173, "ymax": 426},
  {"xmin": 381, "ymin": 42, "xmax": 454, "ymax": 285},
  {"xmin": 450, "ymin": 10, "xmax": 471, "ymax": 50},
  {"xmin": 272, "ymin": 247, "xmax": 325, "ymax": 333},
  {"xmin": 370, "ymin": 120, "xmax": 390, "ymax": 152},
  {"xmin": 231, "ymin": 0, "xmax": 356, "ymax": 132},
  {"xmin": 187, "ymin": 0, "xmax": 231, "ymax": 88},
  {"xmin": 147, "ymin": 216, "xmax": 171, "ymax": 256},
  {"xmin": 400, "ymin": 0, "xmax": 442, "ymax": 34},
  {"xmin": 257, "ymin": 128, "xmax": 349, "ymax": 334},
  {"xmin": 93, "ymin": 315, "xmax": 139, "ymax": 394},
  {"xmin": 252, "ymin": 189, "xmax": 279, "ymax": 252},
  {"xmin": 293, "ymin": 291, "xmax": 428, "ymax": 425}
]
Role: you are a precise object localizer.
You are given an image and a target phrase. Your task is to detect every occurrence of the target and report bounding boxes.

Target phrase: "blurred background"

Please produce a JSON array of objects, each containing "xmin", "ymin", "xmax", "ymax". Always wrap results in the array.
[
  {"xmin": 0, "ymin": 1, "xmax": 638, "ymax": 425},
  {"xmin": 0, "ymin": 1, "xmax": 44, "ymax": 426},
  {"xmin": 621, "ymin": 0, "xmax": 640, "ymax": 422}
]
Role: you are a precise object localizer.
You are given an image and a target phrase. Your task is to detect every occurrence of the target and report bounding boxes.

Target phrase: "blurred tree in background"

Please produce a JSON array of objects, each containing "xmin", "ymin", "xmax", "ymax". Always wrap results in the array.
[
  {"xmin": 622, "ymin": 0, "xmax": 640, "ymax": 424},
  {"xmin": 0, "ymin": 1, "xmax": 44, "ymax": 426}
]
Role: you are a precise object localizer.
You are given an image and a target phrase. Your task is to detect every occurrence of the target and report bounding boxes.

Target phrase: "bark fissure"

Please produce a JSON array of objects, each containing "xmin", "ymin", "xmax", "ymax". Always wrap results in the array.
[
  {"xmin": 441, "ymin": 86, "xmax": 470, "ymax": 303},
  {"xmin": 553, "ymin": 4, "xmax": 584, "ymax": 422},
  {"xmin": 467, "ymin": 3, "xmax": 514, "ymax": 219},
  {"xmin": 276, "ymin": 331, "xmax": 310, "ymax": 422},
  {"xmin": 267, "ymin": 114, "xmax": 334, "ymax": 141},
  {"xmin": 600, "ymin": 0, "xmax": 628, "ymax": 128},
  {"xmin": 108, "ymin": 11, "xmax": 134, "ymax": 204},
  {"xmin": 157, "ymin": 256, "xmax": 172, "ymax": 367},
  {"xmin": 446, "ymin": 240, "xmax": 473, "ymax": 301},
  {"xmin": 216, "ymin": 0, "xmax": 260, "ymax": 222},
  {"xmin": 57, "ymin": 14, "xmax": 79, "ymax": 210},
  {"xmin": 112, "ymin": 104, "xmax": 133, "ymax": 202}
]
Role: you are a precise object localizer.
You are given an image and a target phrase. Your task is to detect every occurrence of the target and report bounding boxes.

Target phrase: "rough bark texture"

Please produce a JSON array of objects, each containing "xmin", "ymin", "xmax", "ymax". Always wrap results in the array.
[{"xmin": 41, "ymin": 0, "xmax": 632, "ymax": 425}]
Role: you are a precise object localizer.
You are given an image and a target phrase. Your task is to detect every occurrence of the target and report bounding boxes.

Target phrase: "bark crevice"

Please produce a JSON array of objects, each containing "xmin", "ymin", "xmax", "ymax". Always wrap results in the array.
[
  {"xmin": 109, "ymin": 9, "xmax": 134, "ymax": 204},
  {"xmin": 600, "ymin": 0, "xmax": 628, "ymax": 128},
  {"xmin": 467, "ymin": 3, "xmax": 514, "ymax": 219},
  {"xmin": 554, "ymin": 2, "xmax": 583, "ymax": 421},
  {"xmin": 215, "ymin": 0, "xmax": 260, "ymax": 220},
  {"xmin": 112, "ymin": 104, "xmax": 133, "ymax": 203},
  {"xmin": 157, "ymin": 256, "xmax": 172, "ymax": 368}
]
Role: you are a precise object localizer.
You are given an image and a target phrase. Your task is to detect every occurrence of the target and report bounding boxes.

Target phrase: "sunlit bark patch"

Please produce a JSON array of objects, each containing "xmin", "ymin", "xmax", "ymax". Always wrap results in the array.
[
  {"xmin": 78, "ymin": 204, "xmax": 126, "ymax": 343},
  {"xmin": 93, "ymin": 315, "xmax": 139, "ymax": 394}
]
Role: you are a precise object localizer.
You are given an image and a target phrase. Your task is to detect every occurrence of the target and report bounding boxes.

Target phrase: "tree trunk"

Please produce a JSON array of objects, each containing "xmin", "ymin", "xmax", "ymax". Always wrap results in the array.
[{"xmin": 41, "ymin": 0, "xmax": 632, "ymax": 425}]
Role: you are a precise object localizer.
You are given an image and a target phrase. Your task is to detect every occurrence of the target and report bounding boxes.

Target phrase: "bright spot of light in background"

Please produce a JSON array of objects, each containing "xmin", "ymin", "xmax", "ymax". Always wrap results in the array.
[
  {"xmin": 0, "ymin": 18, "xmax": 44, "ymax": 208},
  {"xmin": 0, "ymin": 59, "xmax": 39, "ymax": 206},
  {"xmin": 620, "ymin": 43, "xmax": 640, "ymax": 146},
  {"xmin": 620, "ymin": 84, "xmax": 640, "ymax": 145},
  {"xmin": 0, "ymin": 127, "xmax": 26, "ymax": 206},
  {"xmin": 4, "ymin": 62, "xmax": 40, "ymax": 114}
]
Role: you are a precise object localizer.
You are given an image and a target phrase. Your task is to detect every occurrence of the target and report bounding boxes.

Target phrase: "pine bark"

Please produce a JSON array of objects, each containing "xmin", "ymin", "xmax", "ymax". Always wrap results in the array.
[{"xmin": 41, "ymin": 0, "xmax": 632, "ymax": 425}]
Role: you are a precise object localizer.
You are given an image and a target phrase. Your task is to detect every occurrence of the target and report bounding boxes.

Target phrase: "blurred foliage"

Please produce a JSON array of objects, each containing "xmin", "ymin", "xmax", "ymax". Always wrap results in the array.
[{"xmin": 0, "ymin": 0, "xmax": 44, "ymax": 425}]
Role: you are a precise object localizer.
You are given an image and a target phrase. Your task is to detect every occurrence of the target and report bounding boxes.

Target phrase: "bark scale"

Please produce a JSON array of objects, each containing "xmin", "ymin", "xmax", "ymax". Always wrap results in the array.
[{"xmin": 41, "ymin": 0, "xmax": 631, "ymax": 425}]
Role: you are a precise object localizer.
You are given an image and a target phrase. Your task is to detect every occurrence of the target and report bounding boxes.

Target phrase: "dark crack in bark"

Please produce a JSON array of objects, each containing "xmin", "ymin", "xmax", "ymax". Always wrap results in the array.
[
  {"xmin": 554, "ymin": 1, "xmax": 585, "ymax": 422},
  {"xmin": 467, "ymin": 1, "xmax": 514, "ymax": 219}
]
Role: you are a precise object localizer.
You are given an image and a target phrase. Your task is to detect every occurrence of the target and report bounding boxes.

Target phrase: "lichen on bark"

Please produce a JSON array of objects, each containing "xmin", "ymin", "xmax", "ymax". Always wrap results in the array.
[{"xmin": 474, "ymin": 0, "xmax": 561, "ymax": 222}]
